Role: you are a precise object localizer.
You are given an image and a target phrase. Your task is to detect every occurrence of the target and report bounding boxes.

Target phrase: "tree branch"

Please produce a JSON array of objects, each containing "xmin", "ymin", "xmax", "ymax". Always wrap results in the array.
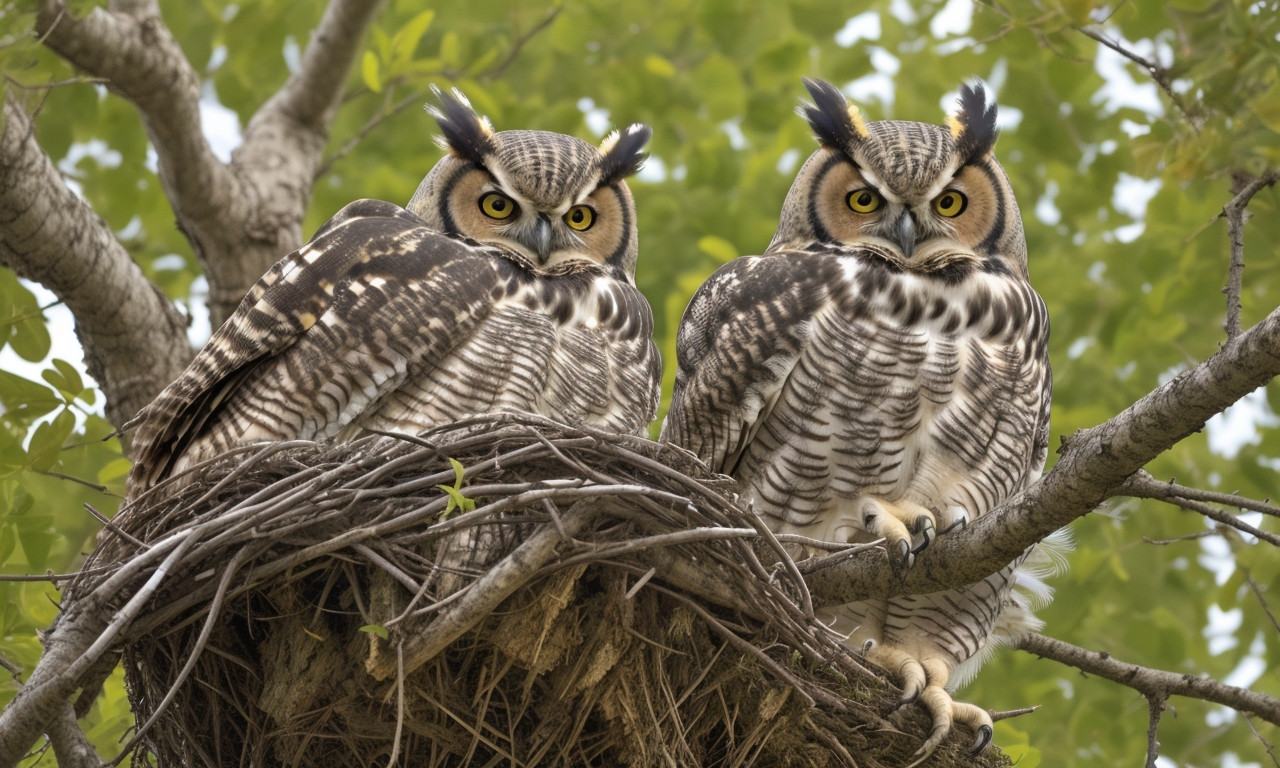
[
  {"xmin": 803, "ymin": 302, "xmax": 1280, "ymax": 605},
  {"xmin": 1120, "ymin": 471, "xmax": 1280, "ymax": 546},
  {"xmin": 1076, "ymin": 26, "xmax": 1201, "ymax": 128},
  {"xmin": 0, "ymin": 94, "xmax": 191, "ymax": 428},
  {"xmin": 1221, "ymin": 170, "xmax": 1280, "ymax": 339},
  {"xmin": 1015, "ymin": 632, "xmax": 1280, "ymax": 728},
  {"xmin": 35, "ymin": 0, "xmax": 386, "ymax": 328}
]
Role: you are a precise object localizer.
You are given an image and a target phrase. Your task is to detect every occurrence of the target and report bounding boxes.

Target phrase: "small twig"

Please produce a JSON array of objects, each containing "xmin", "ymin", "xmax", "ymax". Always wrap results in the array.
[
  {"xmin": 1120, "ymin": 471, "xmax": 1280, "ymax": 545},
  {"xmin": 1219, "ymin": 170, "xmax": 1280, "ymax": 338},
  {"xmin": 315, "ymin": 90, "xmax": 424, "ymax": 180},
  {"xmin": 478, "ymin": 7, "xmax": 562, "ymax": 83},
  {"xmin": 1145, "ymin": 694, "xmax": 1167, "ymax": 768},
  {"xmin": 1244, "ymin": 717, "xmax": 1280, "ymax": 768},
  {"xmin": 387, "ymin": 642, "xmax": 405, "ymax": 768},
  {"xmin": 1141, "ymin": 530, "xmax": 1217, "ymax": 546},
  {"xmin": 1243, "ymin": 571, "xmax": 1280, "ymax": 637},
  {"xmin": 1075, "ymin": 26, "xmax": 1199, "ymax": 127},
  {"xmin": 990, "ymin": 705, "xmax": 1038, "ymax": 722}
]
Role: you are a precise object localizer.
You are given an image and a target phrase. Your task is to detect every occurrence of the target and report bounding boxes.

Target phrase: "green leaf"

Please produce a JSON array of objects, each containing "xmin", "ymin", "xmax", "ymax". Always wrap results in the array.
[
  {"xmin": 391, "ymin": 10, "xmax": 435, "ymax": 72},
  {"xmin": 644, "ymin": 55, "xmax": 676, "ymax": 78},
  {"xmin": 697, "ymin": 235, "xmax": 738, "ymax": 263},
  {"xmin": 361, "ymin": 50, "xmax": 382, "ymax": 93},
  {"xmin": 27, "ymin": 409, "xmax": 75, "ymax": 472},
  {"xmin": 41, "ymin": 359, "xmax": 85, "ymax": 404},
  {"xmin": 437, "ymin": 456, "xmax": 476, "ymax": 518},
  {"xmin": 439, "ymin": 31, "xmax": 460, "ymax": 68},
  {"xmin": 0, "ymin": 370, "xmax": 62, "ymax": 425},
  {"xmin": 359, "ymin": 623, "xmax": 389, "ymax": 640},
  {"xmin": 97, "ymin": 457, "xmax": 133, "ymax": 486}
]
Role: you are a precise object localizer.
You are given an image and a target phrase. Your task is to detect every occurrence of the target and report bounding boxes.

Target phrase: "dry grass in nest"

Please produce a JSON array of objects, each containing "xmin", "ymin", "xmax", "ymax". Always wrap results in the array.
[{"xmin": 61, "ymin": 412, "xmax": 1011, "ymax": 767}]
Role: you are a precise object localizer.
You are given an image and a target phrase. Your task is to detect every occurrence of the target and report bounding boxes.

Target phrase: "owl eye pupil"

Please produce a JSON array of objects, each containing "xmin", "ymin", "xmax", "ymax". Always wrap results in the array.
[
  {"xmin": 572, "ymin": 210, "xmax": 583, "ymax": 223},
  {"xmin": 857, "ymin": 192, "xmax": 873, "ymax": 207},
  {"xmin": 492, "ymin": 199, "xmax": 507, "ymax": 212},
  {"xmin": 941, "ymin": 194, "xmax": 954, "ymax": 208}
]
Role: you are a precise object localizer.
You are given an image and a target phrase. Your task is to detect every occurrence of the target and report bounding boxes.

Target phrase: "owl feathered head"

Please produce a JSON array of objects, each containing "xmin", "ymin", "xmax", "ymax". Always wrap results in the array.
[
  {"xmin": 407, "ymin": 86, "xmax": 653, "ymax": 278},
  {"xmin": 426, "ymin": 85, "xmax": 651, "ymax": 193},
  {"xmin": 799, "ymin": 77, "xmax": 999, "ymax": 166}
]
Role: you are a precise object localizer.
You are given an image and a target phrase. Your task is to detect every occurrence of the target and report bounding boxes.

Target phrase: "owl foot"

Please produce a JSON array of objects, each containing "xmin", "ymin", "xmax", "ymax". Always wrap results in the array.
[
  {"xmin": 871, "ymin": 646, "xmax": 993, "ymax": 766},
  {"xmin": 857, "ymin": 497, "xmax": 937, "ymax": 567}
]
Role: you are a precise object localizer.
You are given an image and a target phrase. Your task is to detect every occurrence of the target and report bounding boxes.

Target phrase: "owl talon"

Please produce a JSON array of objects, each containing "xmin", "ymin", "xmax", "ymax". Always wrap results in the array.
[
  {"xmin": 911, "ymin": 516, "xmax": 935, "ymax": 554},
  {"xmin": 971, "ymin": 723, "xmax": 994, "ymax": 754}
]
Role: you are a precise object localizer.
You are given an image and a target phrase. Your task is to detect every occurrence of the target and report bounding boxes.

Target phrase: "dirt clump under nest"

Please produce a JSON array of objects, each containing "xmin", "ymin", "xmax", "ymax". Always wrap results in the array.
[{"xmin": 67, "ymin": 412, "xmax": 1011, "ymax": 767}]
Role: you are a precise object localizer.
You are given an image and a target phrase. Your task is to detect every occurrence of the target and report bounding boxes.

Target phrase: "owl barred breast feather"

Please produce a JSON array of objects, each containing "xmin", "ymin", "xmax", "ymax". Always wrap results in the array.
[
  {"xmin": 662, "ymin": 78, "xmax": 1067, "ymax": 763},
  {"xmin": 126, "ymin": 87, "xmax": 661, "ymax": 498}
]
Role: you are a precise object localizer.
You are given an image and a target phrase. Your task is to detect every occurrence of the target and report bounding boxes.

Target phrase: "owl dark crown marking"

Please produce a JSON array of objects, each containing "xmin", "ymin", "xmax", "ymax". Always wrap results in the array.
[
  {"xmin": 799, "ymin": 77, "xmax": 869, "ymax": 153},
  {"xmin": 427, "ymin": 84, "xmax": 497, "ymax": 167},
  {"xmin": 949, "ymin": 82, "xmax": 999, "ymax": 163},
  {"xmin": 799, "ymin": 77, "xmax": 1000, "ymax": 167},
  {"xmin": 598, "ymin": 124, "xmax": 653, "ymax": 187}
]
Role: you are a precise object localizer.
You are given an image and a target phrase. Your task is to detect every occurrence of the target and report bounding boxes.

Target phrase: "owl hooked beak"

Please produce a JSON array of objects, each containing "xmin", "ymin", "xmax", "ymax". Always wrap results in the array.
[
  {"xmin": 892, "ymin": 211, "xmax": 918, "ymax": 258},
  {"xmin": 530, "ymin": 214, "xmax": 553, "ymax": 264}
]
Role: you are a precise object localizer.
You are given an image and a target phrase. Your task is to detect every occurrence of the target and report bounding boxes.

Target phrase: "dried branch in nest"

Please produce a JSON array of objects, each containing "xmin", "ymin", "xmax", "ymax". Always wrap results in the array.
[{"xmin": 39, "ymin": 413, "xmax": 1014, "ymax": 768}]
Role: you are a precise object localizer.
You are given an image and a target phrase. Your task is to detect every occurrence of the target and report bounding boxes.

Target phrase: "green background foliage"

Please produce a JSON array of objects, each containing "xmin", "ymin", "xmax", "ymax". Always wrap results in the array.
[{"xmin": 2, "ymin": 0, "xmax": 1278, "ymax": 764}]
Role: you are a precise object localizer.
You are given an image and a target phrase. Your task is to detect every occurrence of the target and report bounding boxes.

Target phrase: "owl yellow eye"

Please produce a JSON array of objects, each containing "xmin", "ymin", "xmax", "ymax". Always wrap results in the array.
[
  {"xmin": 846, "ymin": 189, "xmax": 882, "ymax": 214},
  {"xmin": 933, "ymin": 190, "xmax": 967, "ymax": 218},
  {"xmin": 479, "ymin": 192, "xmax": 517, "ymax": 220},
  {"xmin": 564, "ymin": 204, "xmax": 596, "ymax": 231}
]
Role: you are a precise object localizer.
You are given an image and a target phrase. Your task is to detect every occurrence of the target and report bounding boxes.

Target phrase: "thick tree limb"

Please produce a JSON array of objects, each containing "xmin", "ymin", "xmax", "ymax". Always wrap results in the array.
[
  {"xmin": 0, "ymin": 94, "xmax": 190, "ymax": 427},
  {"xmin": 804, "ymin": 303, "xmax": 1280, "ymax": 605},
  {"xmin": 34, "ymin": 0, "xmax": 385, "ymax": 329},
  {"xmin": 1015, "ymin": 632, "xmax": 1280, "ymax": 728}
]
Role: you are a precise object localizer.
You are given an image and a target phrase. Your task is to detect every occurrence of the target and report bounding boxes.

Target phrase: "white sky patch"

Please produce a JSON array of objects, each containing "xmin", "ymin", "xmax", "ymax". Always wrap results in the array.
[
  {"xmin": 888, "ymin": 0, "xmax": 917, "ymax": 24},
  {"xmin": 1035, "ymin": 180, "xmax": 1061, "ymax": 226},
  {"xmin": 200, "ymin": 83, "xmax": 243, "ymax": 163},
  {"xmin": 1206, "ymin": 387, "xmax": 1280, "ymax": 458},
  {"xmin": 1197, "ymin": 535, "xmax": 1236, "ymax": 588},
  {"xmin": 930, "ymin": 0, "xmax": 972, "ymax": 37},
  {"xmin": 208, "ymin": 45, "xmax": 228, "ymax": 72},
  {"xmin": 184, "ymin": 275, "xmax": 212, "ymax": 348},
  {"xmin": 1066, "ymin": 336, "xmax": 1094, "ymax": 360},
  {"xmin": 1092, "ymin": 38, "xmax": 1165, "ymax": 116},
  {"xmin": 1111, "ymin": 173, "xmax": 1161, "ymax": 243},
  {"xmin": 776, "ymin": 148, "xmax": 801, "ymax": 176},
  {"xmin": 1204, "ymin": 603, "xmax": 1243, "ymax": 655},
  {"xmin": 835, "ymin": 11, "xmax": 880, "ymax": 47},
  {"xmin": 577, "ymin": 98, "xmax": 611, "ymax": 137},
  {"xmin": 720, "ymin": 118, "xmax": 747, "ymax": 150},
  {"xmin": 845, "ymin": 73, "xmax": 895, "ymax": 112},
  {"xmin": 636, "ymin": 155, "xmax": 667, "ymax": 183},
  {"xmin": 283, "ymin": 35, "xmax": 302, "ymax": 74}
]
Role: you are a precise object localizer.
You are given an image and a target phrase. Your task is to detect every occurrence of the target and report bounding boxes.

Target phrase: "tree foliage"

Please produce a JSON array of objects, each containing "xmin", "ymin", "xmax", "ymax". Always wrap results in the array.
[{"xmin": 1, "ymin": 0, "xmax": 1278, "ymax": 765}]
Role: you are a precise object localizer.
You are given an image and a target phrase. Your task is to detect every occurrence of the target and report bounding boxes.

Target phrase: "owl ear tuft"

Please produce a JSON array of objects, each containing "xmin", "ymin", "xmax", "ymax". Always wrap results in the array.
[
  {"xmin": 428, "ymin": 85, "xmax": 497, "ymax": 166},
  {"xmin": 949, "ymin": 81, "xmax": 998, "ymax": 162},
  {"xmin": 799, "ymin": 77, "xmax": 869, "ymax": 152},
  {"xmin": 598, "ymin": 123, "xmax": 652, "ymax": 186}
]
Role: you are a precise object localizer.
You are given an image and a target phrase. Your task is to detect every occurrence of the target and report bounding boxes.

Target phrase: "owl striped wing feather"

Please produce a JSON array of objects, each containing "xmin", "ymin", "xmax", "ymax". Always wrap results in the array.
[{"xmin": 128, "ymin": 200, "xmax": 659, "ymax": 496}]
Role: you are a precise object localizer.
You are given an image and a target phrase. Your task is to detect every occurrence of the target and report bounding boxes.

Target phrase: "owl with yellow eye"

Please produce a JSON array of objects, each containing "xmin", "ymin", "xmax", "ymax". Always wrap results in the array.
[
  {"xmin": 663, "ymin": 78, "xmax": 1061, "ymax": 764},
  {"xmin": 128, "ymin": 87, "xmax": 661, "ymax": 495}
]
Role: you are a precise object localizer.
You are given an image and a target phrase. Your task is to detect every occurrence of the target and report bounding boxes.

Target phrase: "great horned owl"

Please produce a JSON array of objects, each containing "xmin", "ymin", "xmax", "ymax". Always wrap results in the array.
[
  {"xmin": 128, "ymin": 88, "xmax": 660, "ymax": 496},
  {"xmin": 663, "ymin": 78, "xmax": 1062, "ymax": 763}
]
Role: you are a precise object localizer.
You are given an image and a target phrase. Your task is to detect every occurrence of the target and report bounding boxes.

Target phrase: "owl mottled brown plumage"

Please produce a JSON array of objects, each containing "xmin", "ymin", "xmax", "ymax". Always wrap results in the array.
[
  {"xmin": 662, "ymin": 78, "xmax": 1064, "ymax": 762},
  {"xmin": 128, "ymin": 88, "xmax": 660, "ymax": 496}
]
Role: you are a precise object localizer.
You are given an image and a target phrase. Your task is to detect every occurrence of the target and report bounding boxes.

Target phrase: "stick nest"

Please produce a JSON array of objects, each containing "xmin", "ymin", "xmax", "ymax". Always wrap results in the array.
[{"xmin": 69, "ymin": 413, "xmax": 1011, "ymax": 768}]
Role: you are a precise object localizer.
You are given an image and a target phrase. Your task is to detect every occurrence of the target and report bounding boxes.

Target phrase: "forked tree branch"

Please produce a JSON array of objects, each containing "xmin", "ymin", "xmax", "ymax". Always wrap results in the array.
[
  {"xmin": 1015, "ymin": 632, "xmax": 1280, "ymax": 728},
  {"xmin": 33, "ymin": 0, "xmax": 385, "ymax": 333},
  {"xmin": 1221, "ymin": 170, "xmax": 1280, "ymax": 338},
  {"xmin": 0, "ymin": 94, "xmax": 191, "ymax": 427}
]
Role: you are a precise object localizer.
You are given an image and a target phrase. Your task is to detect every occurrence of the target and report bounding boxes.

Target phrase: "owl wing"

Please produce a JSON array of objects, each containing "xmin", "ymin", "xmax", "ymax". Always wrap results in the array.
[
  {"xmin": 126, "ymin": 200, "xmax": 520, "ymax": 493},
  {"xmin": 661, "ymin": 251, "xmax": 839, "ymax": 474}
]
